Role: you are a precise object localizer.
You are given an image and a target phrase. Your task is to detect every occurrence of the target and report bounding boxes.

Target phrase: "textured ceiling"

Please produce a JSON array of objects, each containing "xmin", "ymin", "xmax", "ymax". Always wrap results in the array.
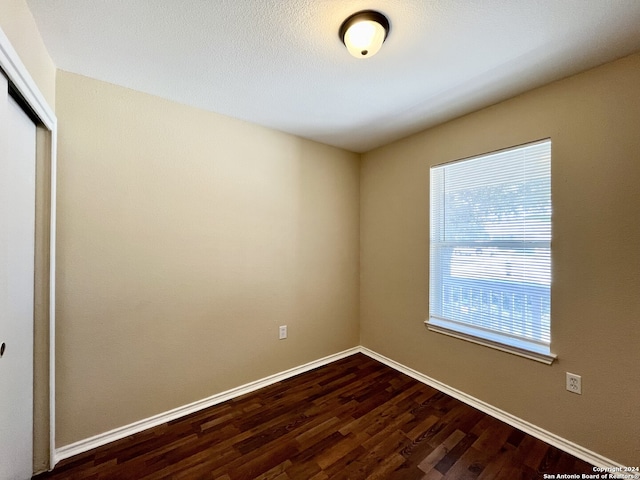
[{"xmin": 26, "ymin": 0, "xmax": 640, "ymax": 152}]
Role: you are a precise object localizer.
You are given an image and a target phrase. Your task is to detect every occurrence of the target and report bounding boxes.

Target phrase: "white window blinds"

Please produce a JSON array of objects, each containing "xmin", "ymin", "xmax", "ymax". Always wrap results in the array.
[{"xmin": 428, "ymin": 140, "xmax": 553, "ymax": 361}]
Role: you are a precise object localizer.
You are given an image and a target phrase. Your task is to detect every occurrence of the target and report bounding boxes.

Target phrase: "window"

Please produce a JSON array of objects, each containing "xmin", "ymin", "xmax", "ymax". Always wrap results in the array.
[{"xmin": 428, "ymin": 140, "xmax": 555, "ymax": 363}]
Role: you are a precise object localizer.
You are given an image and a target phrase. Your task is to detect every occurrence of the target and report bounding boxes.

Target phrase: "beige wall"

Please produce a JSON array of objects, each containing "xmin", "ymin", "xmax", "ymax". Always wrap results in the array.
[
  {"xmin": 0, "ymin": 0, "xmax": 55, "ymax": 108},
  {"xmin": 361, "ymin": 53, "xmax": 640, "ymax": 466},
  {"xmin": 55, "ymin": 70, "xmax": 360, "ymax": 445}
]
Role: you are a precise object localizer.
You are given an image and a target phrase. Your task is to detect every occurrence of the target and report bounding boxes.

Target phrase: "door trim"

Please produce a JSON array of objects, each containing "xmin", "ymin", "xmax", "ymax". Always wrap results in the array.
[{"xmin": 0, "ymin": 27, "xmax": 57, "ymax": 470}]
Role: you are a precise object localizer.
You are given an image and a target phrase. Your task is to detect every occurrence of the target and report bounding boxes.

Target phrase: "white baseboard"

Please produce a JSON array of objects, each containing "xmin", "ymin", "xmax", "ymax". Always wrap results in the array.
[
  {"xmin": 54, "ymin": 347, "xmax": 360, "ymax": 464},
  {"xmin": 55, "ymin": 345, "xmax": 633, "ymax": 478},
  {"xmin": 359, "ymin": 347, "xmax": 634, "ymax": 476}
]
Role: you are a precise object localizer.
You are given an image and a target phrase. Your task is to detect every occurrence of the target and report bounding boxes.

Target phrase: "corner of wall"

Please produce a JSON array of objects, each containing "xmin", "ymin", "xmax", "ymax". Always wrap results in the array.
[{"xmin": 0, "ymin": 0, "xmax": 56, "ymax": 109}]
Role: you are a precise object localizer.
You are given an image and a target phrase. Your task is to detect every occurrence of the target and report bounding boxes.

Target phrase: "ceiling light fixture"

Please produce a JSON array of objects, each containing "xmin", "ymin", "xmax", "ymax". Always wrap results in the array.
[{"xmin": 339, "ymin": 10, "xmax": 390, "ymax": 59}]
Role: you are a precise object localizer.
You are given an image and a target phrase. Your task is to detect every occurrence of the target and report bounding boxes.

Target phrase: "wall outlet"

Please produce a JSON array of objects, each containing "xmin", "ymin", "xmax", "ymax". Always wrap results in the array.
[
  {"xmin": 566, "ymin": 372, "xmax": 582, "ymax": 394},
  {"xmin": 279, "ymin": 325, "xmax": 287, "ymax": 340}
]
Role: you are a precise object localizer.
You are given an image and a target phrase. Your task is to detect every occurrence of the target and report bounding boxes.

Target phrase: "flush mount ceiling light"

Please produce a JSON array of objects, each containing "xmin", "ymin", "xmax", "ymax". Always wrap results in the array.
[{"xmin": 339, "ymin": 10, "xmax": 390, "ymax": 59}]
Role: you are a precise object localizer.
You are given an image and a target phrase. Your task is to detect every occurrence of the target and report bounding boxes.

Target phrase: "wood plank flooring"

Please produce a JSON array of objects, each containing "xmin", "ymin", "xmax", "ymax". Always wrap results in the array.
[{"xmin": 34, "ymin": 353, "xmax": 595, "ymax": 479}]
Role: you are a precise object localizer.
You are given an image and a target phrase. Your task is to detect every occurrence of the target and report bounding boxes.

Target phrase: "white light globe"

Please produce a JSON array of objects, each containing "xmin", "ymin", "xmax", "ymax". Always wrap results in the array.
[{"xmin": 344, "ymin": 19, "xmax": 386, "ymax": 58}]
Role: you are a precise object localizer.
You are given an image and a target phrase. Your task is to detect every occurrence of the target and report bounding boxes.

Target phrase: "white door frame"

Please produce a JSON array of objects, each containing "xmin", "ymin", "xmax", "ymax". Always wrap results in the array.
[{"xmin": 0, "ymin": 27, "xmax": 57, "ymax": 469}]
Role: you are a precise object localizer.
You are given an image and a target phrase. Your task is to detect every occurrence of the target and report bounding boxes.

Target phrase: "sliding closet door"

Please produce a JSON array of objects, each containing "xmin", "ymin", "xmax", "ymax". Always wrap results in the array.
[{"xmin": 0, "ymin": 73, "xmax": 36, "ymax": 479}]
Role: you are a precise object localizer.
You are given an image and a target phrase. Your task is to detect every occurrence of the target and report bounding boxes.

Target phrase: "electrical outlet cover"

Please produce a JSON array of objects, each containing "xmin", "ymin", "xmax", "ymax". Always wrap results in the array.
[
  {"xmin": 279, "ymin": 325, "xmax": 287, "ymax": 339},
  {"xmin": 566, "ymin": 372, "xmax": 582, "ymax": 394}
]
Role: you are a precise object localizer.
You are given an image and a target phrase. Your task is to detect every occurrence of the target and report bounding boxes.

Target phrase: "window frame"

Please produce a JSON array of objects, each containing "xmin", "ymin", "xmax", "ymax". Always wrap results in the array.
[{"xmin": 426, "ymin": 140, "xmax": 556, "ymax": 364}]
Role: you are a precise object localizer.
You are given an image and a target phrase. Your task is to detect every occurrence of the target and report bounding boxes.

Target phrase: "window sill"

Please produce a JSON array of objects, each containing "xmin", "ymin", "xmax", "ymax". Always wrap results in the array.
[{"xmin": 425, "ymin": 319, "xmax": 557, "ymax": 365}]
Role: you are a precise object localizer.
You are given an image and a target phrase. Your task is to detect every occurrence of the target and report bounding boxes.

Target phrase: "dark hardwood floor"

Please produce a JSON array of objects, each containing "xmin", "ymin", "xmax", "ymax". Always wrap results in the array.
[{"xmin": 34, "ymin": 353, "xmax": 595, "ymax": 479}]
